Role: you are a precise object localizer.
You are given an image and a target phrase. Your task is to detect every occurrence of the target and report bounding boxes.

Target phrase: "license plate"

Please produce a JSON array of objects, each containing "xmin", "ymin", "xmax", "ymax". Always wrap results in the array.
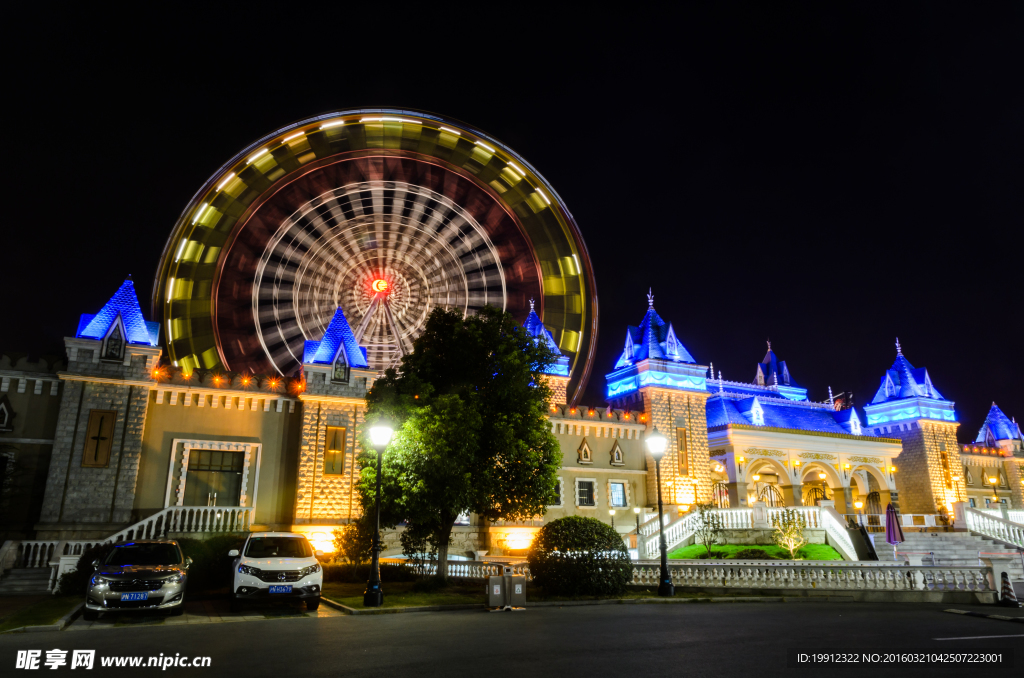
[
  {"xmin": 269, "ymin": 585, "xmax": 292, "ymax": 594},
  {"xmin": 120, "ymin": 592, "xmax": 149, "ymax": 601}
]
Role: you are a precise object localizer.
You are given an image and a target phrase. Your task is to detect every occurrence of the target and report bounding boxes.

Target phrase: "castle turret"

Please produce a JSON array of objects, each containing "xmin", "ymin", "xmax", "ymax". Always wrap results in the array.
[
  {"xmin": 863, "ymin": 340, "xmax": 960, "ymax": 514},
  {"xmin": 522, "ymin": 299, "xmax": 571, "ymax": 405}
]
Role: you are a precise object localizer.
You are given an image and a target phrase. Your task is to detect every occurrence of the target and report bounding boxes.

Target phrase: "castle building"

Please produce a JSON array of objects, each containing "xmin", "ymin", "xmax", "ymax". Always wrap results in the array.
[{"xmin": 1, "ymin": 110, "xmax": 1021, "ymax": 569}]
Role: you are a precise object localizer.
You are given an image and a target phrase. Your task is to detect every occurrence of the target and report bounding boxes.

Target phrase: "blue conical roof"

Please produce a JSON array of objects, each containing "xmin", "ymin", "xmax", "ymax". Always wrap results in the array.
[
  {"xmin": 303, "ymin": 307, "xmax": 369, "ymax": 368},
  {"xmin": 75, "ymin": 278, "xmax": 160, "ymax": 346},
  {"xmin": 614, "ymin": 299, "xmax": 695, "ymax": 368},
  {"xmin": 522, "ymin": 305, "xmax": 569, "ymax": 376},
  {"xmin": 975, "ymin": 402, "xmax": 1022, "ymax": 443},
  {"xmin": 870, "ymin": 350, "xmax": 945, "ymax": 403}
]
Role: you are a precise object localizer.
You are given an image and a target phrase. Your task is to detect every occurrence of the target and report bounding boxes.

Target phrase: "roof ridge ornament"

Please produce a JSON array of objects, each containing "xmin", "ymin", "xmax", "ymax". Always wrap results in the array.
[
  {"xmin": 529, "ymin": 297, "xmax": 535, "ymax": 311},
  {"xmin": 895, "ymin": 337, "xmax": 903, "ymax": 356},
  {"xmin": 647, "ymin": 288, "xmax": 654, "ymax": 309},
  {"xmin": 718, "ymin": 370, "xmax": 724, "ymax": 394},
  {"xmin": 767, "ymin": 338, "xmax": 771, "ymax": 352},
  {"xmin": 828, "ymin": 386, "xmax": 834, "ymax": 408}
]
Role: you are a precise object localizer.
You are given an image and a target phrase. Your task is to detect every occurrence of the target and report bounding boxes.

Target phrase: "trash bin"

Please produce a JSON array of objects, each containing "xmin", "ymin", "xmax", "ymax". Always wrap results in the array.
[{"xmin": 488, "ymin": 566, "xmax": 526, "ymax": 611}]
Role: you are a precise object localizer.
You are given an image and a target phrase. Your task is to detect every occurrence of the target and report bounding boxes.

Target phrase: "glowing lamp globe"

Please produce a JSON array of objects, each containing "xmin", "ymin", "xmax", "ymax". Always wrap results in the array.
[
  {"xmin": 818, "ymin": 472, "xmax": 827, "ymax": 480},
  {"xmin": 369, "ymin": 425, "xmax": 394, "ymax": 448},
  {"xmin": 372, "ymin": 279, "xmax": 389, "ymax": 293},
  {"xmin": 645, "ymin": 427, "xmax": 668, "ymax": 459}
]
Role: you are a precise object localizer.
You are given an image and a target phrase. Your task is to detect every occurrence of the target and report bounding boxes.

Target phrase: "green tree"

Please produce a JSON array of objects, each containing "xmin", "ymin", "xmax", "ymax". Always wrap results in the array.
[
  {"xmin": 693, "ymin": 502, "xmax": 724, "ymax": 557},
  {"xmin": 359, "ymin": 306, "xmax": 562, "ymax": 581},
  {"xmin": 771, "ymin": 508, "xmax": 808, "ymax": 559},
  {"xmin": 333, "ymin": 515, "xmax": 374, "ymax": 565}
]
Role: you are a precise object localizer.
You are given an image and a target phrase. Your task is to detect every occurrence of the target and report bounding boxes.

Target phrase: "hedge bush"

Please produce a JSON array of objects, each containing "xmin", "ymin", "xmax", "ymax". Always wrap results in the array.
[
  {"xmin": 321, "ymin": 562, "xmax": 416, "ymax": 583},
  {"xmin": 527, "ymin": 516, "xmax": 632, "ymax": 597},
  {"xmin": 56, "ymin": 543, "xmax": 115, "ymax": 595}
]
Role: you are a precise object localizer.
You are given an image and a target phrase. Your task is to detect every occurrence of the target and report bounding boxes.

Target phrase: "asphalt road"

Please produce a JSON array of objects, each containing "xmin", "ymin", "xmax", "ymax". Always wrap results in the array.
[{"xmin": 3, "ymin": 601, "xmax": 1022, "ymax": 677}]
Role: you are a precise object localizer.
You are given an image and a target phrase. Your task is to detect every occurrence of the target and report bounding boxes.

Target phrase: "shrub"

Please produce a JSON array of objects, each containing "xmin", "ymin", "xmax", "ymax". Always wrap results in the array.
[
  {"xmin": 321, "ymin": 562, "xmax": 416, "ymax": 583},
  {"xmin": 770, "ymin": 509, "xmax": 808, "ymax": 559},
  {"xmin": 732, "ymin": 548, "xmax": 776, "ymax": 560},
  {"xmin": 56, "ymin": 543, "xmax": 115, "ymax": 596},
  {"xmin": 527, "ymin": 516, "xmax": 631, "ymax": 598},
  {"xmin": 177, "ymin": 535, "xmax": 247, "ymax": 593}
]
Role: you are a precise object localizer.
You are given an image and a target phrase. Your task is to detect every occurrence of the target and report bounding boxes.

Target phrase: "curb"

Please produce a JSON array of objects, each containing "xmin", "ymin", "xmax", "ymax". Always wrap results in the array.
[
  {"xmin": 320, "ymin": 597, "xmax": 485, "ymax": 615},
  {"xmin": 320, "ymin": 594, "xmax": 855, "ymax": 615},
  {"xmin": 944, "ymin": 609, "xmax": 1024, "ymax": 624},
  {"xmin": 6, "ymin": 602, "xmax": 84, "ymax": 634}
]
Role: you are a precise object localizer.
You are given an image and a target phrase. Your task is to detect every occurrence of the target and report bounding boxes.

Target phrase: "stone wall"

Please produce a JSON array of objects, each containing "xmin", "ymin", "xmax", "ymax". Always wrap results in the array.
[
  {"xmin": 890, "ymin": 420, "xmax": 959, "ymax": 514},
  {"xmin": 642, "ymin": 388, "xmax": 712, "ymax": 506},
  {"xmin": 295, "ymin": 399, "xmax": 366, "ymax": 524},
  {"xmin": 38, "ymin": 371, "xmax": 151, "ymax": 527}
]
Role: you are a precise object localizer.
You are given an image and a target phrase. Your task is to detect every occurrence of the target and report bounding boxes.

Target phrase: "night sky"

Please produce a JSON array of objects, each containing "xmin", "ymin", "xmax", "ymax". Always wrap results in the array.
[{"xmin": 5, "ymin": 4, "xmax": 1021, "ymax": 442}]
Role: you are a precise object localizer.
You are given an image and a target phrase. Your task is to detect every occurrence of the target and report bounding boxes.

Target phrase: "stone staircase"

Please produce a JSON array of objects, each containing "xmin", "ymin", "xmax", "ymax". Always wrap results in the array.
[
  {"xmin": 0, "ymin": 568, "xmax": 53, "ymax": 595},
  {"xmin": 879, "ymin": 531, "xmax": 1024, "ymax": 582}
]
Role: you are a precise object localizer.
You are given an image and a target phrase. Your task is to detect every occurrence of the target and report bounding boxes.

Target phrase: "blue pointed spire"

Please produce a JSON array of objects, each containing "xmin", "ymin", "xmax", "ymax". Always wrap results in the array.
[
  {"xmin": 864, "ymin": 341, "xmax": 955, "ymax": 427},
  {"xmin": 522, "ymin": 300, "xmax": 569, "ymax": 376},
  {"xmin": 76, "ymin": 278, "xmax": 160, "ymax": 346},
  {"xmin": 975, "ymin": 402, "xmax": 1022, "ymax": 443},
  {"xmin": 614, "ymin": 291, "xmax": 695, "ymax": 367},
  {"xmin": 303, "ymin": 307, "xmax": 369, "ymax": 368}
]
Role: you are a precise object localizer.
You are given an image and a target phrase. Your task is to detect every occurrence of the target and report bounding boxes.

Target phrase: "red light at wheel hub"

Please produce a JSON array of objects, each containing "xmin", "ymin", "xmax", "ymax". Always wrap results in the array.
[{"xmin": 372, "ymin": 279, "xmax": 389, "ymax": 293}]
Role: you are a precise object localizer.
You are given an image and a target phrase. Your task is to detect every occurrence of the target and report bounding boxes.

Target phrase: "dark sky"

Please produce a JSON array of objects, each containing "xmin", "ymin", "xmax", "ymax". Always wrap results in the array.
[{"xmin": 4, "ymin": 4, "xmax": 1021, "ymax": 442}]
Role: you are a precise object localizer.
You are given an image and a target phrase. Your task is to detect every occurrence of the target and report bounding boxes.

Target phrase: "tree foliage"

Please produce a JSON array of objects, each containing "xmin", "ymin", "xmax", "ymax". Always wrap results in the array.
[
  {"xmin": 771, "ymin": 508, "xmax": 808, "ymax": 559},
  {"xmin": 527, "ymin": 516, "xmax": 632, "ymax": 597},
  {"xmin": 359, "ymin": 305, "xmax": 562, "ymax": 580},
  {"xmin": 693, "ymin": 502, "xmax": 725, "ymax": 557}
]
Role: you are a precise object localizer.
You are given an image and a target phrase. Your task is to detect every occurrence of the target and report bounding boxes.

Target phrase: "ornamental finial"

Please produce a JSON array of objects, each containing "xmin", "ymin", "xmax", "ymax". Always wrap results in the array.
[
  {"xmin": 828, "ymin": 386, "xmax": 835, "ymax": 408},
  {"xmin": 529, "ymin": 297, "xmax": 535, "ymax": 311},
  {"xmin": 766, "ymin": 338, "xmax": 771, "ymax": 352},
  {"xmin": 718, "ymin": 370, "xmax": 724, "ymax": 394},
  {"xmin": 709, "ymin": 362, "xmax": 714, "ymax": 380},
  {"xmin": 647, "ymin": 288, "xmax": 654, "ymax": 309},
  {"xmin": 895, "ymin": 337, "xmax": 902, "ymax": 356}
]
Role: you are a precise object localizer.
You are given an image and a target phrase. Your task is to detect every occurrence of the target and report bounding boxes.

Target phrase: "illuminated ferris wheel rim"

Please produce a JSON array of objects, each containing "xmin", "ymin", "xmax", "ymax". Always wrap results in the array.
[{"xmin": 154, "ymin": 107, "xmax": 598, "ymax": 404}]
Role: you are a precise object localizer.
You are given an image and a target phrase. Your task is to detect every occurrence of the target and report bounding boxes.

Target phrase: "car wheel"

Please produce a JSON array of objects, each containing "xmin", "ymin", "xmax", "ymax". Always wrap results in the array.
[
  {"xmin": 307, "ymin": 598, "xmax": 320, "ymax": 611},
  {"xmin": 83, "ymin": 609, "xmax": 99, "ymax": 621},
  {"xmin": 229, "ymin": 596, "xmax": 242, "ymax": 613}
]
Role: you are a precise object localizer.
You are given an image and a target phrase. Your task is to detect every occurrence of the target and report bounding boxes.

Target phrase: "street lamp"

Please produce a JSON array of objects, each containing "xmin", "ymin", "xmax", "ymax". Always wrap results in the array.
[
  {"xmin": 645, "ymin": 426, "xmax": 673, "ymax": 597},
  {"xmin": 609, "ymin": 509, "xmax": 616, "ymax": 529},
  {"xmin": 364, "ymin": 423, "xmax": 394, "ymax": 607}
]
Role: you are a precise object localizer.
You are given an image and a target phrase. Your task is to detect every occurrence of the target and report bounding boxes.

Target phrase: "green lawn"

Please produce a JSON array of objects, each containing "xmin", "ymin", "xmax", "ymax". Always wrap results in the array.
[
  {"xmin": 668, "ymin": 543, "xmax": 843, "ymax": 560},
  {"xmin": 0, "ymin": 596, "xmax": 81, "ymax": 634}
]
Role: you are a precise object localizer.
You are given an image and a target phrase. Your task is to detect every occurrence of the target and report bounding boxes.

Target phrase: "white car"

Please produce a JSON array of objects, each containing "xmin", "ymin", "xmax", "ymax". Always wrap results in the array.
[{"xmin": 229, "ymin": 532, "xmax": 324, "ymax": 612}]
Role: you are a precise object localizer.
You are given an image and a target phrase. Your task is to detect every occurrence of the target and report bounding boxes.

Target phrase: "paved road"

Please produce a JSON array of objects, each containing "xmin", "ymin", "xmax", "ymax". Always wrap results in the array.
[{"xmin": 3, "ymin": 601, "xmax": 1022, "ymax": 676}]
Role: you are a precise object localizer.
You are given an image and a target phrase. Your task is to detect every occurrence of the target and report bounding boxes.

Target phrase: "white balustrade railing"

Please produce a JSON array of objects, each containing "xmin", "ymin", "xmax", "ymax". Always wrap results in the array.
[
  {"xmin": 381, "ymin": 559, "xmax": 532, "ymax": 580},
  {"xmin": 631, "ymin": 560, "xmax": 994, "ymax": 593},
  {"xmin": 369, "ymin": 558, "xmax": 997, "ymax": 596},
  {"xmin": 766, "ymin": 506, "xmax": 820, "ymax": 529},
  {"xmin": 963, "ymin": 507, "xmax": 1024, "ymax": 549},
  {"xmin": 900, "ymin": 514, "xmax": 943, "ymax": 528},
  {"xmin": 107, "ymin": 506, "xmax": 253, "ymax": 543},
  {"xmin": 718, "ymin": 508, "xmax": 753, "ymax": 529}
]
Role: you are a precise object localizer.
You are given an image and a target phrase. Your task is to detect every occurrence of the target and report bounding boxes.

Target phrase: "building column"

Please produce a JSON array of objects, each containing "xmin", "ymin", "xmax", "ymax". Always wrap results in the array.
[{"xmin": 727, "ymin": 481, "xmax": 748, "ymax": 508}]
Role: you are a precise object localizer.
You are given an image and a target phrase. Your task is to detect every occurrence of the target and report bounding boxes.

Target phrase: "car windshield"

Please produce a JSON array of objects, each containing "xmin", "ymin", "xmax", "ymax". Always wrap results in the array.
[
  {"xmin": 244, "ymin": 537, "xmax": 312, "ymax": 558},
  {"xmin": 104, "ymin": 543, "xmax": 182, "ymax": 566}
]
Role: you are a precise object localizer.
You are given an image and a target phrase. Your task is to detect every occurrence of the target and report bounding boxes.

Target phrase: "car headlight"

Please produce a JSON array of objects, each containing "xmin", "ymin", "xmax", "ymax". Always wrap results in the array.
[
  {"xmin": 90, "ymin": 575, "xmax": 108, "ymax": 586},
  {"xmin": 238, "ymin": 564, "xmax": 261, "ymax": 576},
  {"xmin": 164, "ymin": 573, "xmax": 184, "ymax": 584},
  {"xmin": 300, "ymin": 563, "xmax": 322, "ymax": 577}
]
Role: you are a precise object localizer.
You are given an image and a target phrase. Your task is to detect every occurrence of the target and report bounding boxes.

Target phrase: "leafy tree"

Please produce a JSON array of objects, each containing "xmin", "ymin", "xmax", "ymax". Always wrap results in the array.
[
  {"xmin": 333, "ymin": 515, "xmax": 374, "ymax": 565},
  {"xmin": 771, "ymin": 508, "xmax": 808, "ymax": 559},
  {"xmin": 693, "ymin": 502, "xmax": 724, "ymax": 557},
  {"xmin": 359, "ymin": 305, "xmax": 562, "ymax": 581}
]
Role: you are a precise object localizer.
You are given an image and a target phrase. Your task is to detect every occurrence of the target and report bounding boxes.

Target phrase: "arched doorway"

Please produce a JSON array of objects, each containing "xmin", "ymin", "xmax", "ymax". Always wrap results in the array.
[
  {"xmin": 758, "ymin": 484, "xmax": 785, "ymax": 507},
  {"xmin": 803, "ymin": 485, "xmax": 832, "ymax": 506},
  {"xmin": 713, "ymin": 482, "xmax": 730, "ymax": 509}
]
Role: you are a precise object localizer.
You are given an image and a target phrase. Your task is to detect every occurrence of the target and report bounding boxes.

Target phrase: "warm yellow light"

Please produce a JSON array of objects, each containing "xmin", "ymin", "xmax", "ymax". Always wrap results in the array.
[
  {"xmin": 679, "ymin": 505, "xmax": 690, "ymax": 512},
  {"xmin": 751, "ymin": 474, "xmax": 761, "ymax": 482},
  {"xmin": 890, "ymin": 466, "xmax": 897, "ymax": 473},
  {"xmin": 608, "ymin": 509, "xmax": 616, "ymax": 516},
  {"xmin": 988, "ymin": 477, "xmax": 998, "ymax": 485},
  {"xmin": 854, "ymin": 501, "xmax": 863, "ymax": 509},
  {"xmin": 818, "ymin": 472, "xmax": 827, "ymax": 480},
  {"xmin": 843, "ymin": 463, "xmax": 850, "ymax": 469},
  {"xmin": 633, "ymin": 507, "xmax": 641, "ymax": 514},
  {"xmin": 793, "ymin": 460, "xmax": 801, "ymax": 466},
  {"xmin": 372, "ymin": 279, "xmax": 389, "ymax": 293},
  {"xmin": 307, "ymin": 531, "xmax": 334, "ymax": 553},
  {"xmin": 738, "ymin": 457, "xmax": 745, "ymax": 463},
  {"xmin": 714, "ymin": 464, "xmax": 724, "ymax": 473}
]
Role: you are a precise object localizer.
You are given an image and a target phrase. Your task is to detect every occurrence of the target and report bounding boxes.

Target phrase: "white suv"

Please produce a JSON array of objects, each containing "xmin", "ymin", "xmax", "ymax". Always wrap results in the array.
[{"xmin": 229, "ymin": 532, "xmax": 324, "ymax": 612}]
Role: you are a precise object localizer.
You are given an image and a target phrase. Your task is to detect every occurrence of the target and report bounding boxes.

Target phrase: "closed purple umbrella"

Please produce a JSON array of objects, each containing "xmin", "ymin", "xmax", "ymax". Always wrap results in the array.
[{"xmin": 885, "ymin": 502, "xmax": 905, "ymax": 560}]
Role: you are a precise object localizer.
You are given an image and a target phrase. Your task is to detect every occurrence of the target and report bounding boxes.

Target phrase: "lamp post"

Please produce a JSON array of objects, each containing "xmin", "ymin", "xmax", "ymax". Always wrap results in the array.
[
  {"xmin": 363, "ymin": 423, "xmax": 394, "ymax": 607},
  {"xmin": 645, "ymin": 426, "xmax": 673, "ymax": 597},
  {"xmin": 609, "ymin": 509, "xmax": 616, "ymax": 530}
]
